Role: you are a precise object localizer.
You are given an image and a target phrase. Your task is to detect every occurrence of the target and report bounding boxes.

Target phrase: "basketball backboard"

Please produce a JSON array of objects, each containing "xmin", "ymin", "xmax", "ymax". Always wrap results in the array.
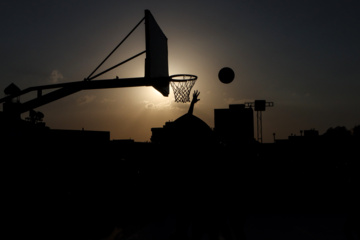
[
  {"xmin": 0, "ymin": 10, "xmax": 196, "ymax": 115},
  {"xmin": 145, "ymin": 10, "xmax": 170, "ymax": 96}
]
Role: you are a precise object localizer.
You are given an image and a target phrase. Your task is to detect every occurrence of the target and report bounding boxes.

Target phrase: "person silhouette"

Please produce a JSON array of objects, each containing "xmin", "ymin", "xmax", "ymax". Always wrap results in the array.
[{"xmin": 170, "ymin": 90, "xmax": 246, "ymax": 240}]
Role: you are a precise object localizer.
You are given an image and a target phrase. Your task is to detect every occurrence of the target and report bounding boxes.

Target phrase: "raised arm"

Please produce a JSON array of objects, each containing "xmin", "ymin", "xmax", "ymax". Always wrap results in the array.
[{"xmin": 188, "ymin": 90, "xmax": 200, "ymax": 115}]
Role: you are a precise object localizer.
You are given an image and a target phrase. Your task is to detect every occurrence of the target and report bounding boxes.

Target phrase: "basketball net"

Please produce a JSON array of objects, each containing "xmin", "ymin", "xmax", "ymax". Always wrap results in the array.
[{"xmin": 170, "ymin": 79, "xmax": 197, "ymax": 103}]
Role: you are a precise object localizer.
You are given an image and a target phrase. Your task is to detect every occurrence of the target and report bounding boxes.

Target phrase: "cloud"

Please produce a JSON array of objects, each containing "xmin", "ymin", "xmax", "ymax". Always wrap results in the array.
[
  {"xmin": 144, "ymin": 101, "xmax": 155, "ymax": 109},
  {"xmin": 144, "ymin": 100, "xmax": 171, "ymax": 110},
  {"xmin": 100, "ymin": 98, "xmax": 116, "ymax": 104},
  {"xmin": 49, "ymin": 70, "xmax": 64, "ymax": 83},
  {"xmin": 77, "ymin": 95, "xmax": 96, "ymax": 105},
  {"xmin": 143, "ymin": 100, "xmax": 188, "ymax": 111},
  {"xmin": 224, "ymin": 97, "xmax": 253, "ymax": 105}
]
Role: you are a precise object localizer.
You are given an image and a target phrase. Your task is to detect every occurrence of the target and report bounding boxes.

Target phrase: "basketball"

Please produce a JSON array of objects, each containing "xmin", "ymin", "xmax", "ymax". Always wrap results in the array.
[{"xmin": 218, "ymin": 67, "xmax": 235, "ymax": 84}]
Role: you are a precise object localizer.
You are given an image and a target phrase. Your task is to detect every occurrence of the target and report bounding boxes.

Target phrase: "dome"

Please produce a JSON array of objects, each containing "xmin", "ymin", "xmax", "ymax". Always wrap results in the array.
[
  {"xmin": 150, "ymin": 90, "xmax": 214, "ymax": 145},
  {"xmin": 173, "ymin": 113, "xmax": 212, "ymax": 133},
  {"xmin": 168, "ymin": 113, "xmax": 213, "ymax": 144}
]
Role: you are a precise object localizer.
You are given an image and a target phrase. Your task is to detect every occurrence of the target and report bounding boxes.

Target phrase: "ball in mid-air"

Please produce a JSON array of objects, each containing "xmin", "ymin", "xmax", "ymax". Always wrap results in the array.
[{"xmin": 218, "ymin": 67, "xmax": 235, "ymax": 84}]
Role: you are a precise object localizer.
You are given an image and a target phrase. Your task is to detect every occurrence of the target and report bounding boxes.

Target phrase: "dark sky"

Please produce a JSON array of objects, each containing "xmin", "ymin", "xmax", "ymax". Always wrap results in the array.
[{"xmin": 1, "ymin": 0, "xmax": 359, "ymax": 142}]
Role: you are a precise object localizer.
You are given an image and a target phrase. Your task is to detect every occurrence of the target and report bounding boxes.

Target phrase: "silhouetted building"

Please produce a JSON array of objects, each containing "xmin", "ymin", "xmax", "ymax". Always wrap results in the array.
[
  {"xmin": 0, "ymin": 112, "xmax": 110, "ymax": 145},
  {"xmin": 275, "ymin": 129, "xmax": 320, "ymax": 144},
  {"xmin": 151, "ymin": 114, "xmax": 213, "ymax": 144},
  {"xmin": 214, "ymin": 104, "xmax": 254, "ymax": 145},
  {"xmin": 45, "ymin": 129, "xmax": 110, "ymax": 144},
  {"xmin": 151, "ymin": 91, "xmax": 214, "ymax": 145}
]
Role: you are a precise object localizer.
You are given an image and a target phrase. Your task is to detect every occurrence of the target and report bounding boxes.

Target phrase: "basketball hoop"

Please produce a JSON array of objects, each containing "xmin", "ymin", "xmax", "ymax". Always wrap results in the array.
[{"xmin": 170, "ymin": 74, "xmax": 198, "ymax": 103}]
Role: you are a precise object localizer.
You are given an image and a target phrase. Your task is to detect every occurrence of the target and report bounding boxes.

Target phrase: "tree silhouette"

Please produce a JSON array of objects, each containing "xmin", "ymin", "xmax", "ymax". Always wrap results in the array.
[
  {"xmin": 352, "ymin": 125, "xmax": 360, "ymax": 138},
  {"xmin": 323, "ymin": 126, "xmax": 352, "ymax": 140},
  {"xmin": 25, "ymin": 109, "xmax": 44, "ymax": 125}
]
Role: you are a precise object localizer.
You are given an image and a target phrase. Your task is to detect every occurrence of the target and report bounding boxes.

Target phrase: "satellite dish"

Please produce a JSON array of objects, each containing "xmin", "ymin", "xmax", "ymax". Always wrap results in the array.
[{"xmin": 218, "ymin": 67, "xmax": 235, "ymax": 84}]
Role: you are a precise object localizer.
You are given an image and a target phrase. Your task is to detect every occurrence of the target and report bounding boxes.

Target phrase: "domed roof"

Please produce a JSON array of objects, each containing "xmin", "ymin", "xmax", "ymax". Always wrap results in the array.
[
  {"xmin": 168, "ymin": 113, "xmax": 213, "ymax": 144},
  {"xmin": 173, "ymin": 113, "xmax": 212, "ymax": 133},
  {"xmin": 151, "ymin": 90, "xmax": 215, "ymax": 144}
]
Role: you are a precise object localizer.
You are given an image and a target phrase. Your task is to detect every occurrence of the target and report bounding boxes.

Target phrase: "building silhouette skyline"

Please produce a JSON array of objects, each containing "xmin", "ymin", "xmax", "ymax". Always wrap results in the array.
[{"xmin": 0, "ymin": 9, "xmax": 358, "ymax": 240}]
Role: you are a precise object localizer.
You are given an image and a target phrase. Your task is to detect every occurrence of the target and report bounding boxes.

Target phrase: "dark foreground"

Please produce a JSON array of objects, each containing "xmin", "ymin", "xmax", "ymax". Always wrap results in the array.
[{"xmin": 2, "ymin": 140, "xmax": 359, "ymax": 239}]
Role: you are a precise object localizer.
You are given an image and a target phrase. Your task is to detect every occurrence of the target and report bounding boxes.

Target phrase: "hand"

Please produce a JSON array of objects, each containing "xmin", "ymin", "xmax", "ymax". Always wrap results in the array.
[{"xmin": 192, "ymin": 90, "xmax": 200, "ymax": 104}]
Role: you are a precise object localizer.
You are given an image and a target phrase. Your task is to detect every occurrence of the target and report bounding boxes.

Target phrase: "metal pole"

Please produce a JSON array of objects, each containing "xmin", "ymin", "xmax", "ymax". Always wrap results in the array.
[
  {"xmin": 88, "ymin": 50, "xmax": 146, "ymax": 80},
  {"xmin": 86, "ymin": 17, "xmax": 145, "ymax": 80},
  {"xmin": 257, "ymin": 111, "xmax": 260, "ymax": 142},
  {"xmin": 256, "ymin": 110, "xmax": 263, "ymax": 143},
  {"xmin": 259, "ymin": 111, "xmax": 263, "ymax": 143}
]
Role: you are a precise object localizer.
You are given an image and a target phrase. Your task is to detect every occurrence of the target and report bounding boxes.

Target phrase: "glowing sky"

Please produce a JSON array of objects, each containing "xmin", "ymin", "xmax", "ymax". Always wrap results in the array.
[{"xmin": 1, "ymin": 0, "xmax": 359, "ymax": 142}]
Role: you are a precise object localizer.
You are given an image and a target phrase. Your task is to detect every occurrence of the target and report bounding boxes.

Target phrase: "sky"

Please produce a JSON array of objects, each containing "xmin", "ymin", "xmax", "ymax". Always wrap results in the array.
[{"xmin": 1, "ymin": 0, "xmax": 359, "ymax": 142}]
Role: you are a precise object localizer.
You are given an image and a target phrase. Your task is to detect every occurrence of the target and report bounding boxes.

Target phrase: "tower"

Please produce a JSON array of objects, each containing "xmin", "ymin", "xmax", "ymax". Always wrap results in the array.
[{"xmin": 245, "ymin": 100, "xmax": 274, "ymax": 143}]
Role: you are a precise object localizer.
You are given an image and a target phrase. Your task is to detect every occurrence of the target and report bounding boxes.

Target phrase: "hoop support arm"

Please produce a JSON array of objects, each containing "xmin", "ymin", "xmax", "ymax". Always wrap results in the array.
[
  {"xmin": 87, "ymin": 16, "xmax": 145, "ymax": 80},
  {"xmin": 2, "ymin": 77, "xmax": 166, "ymax": 114}
]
